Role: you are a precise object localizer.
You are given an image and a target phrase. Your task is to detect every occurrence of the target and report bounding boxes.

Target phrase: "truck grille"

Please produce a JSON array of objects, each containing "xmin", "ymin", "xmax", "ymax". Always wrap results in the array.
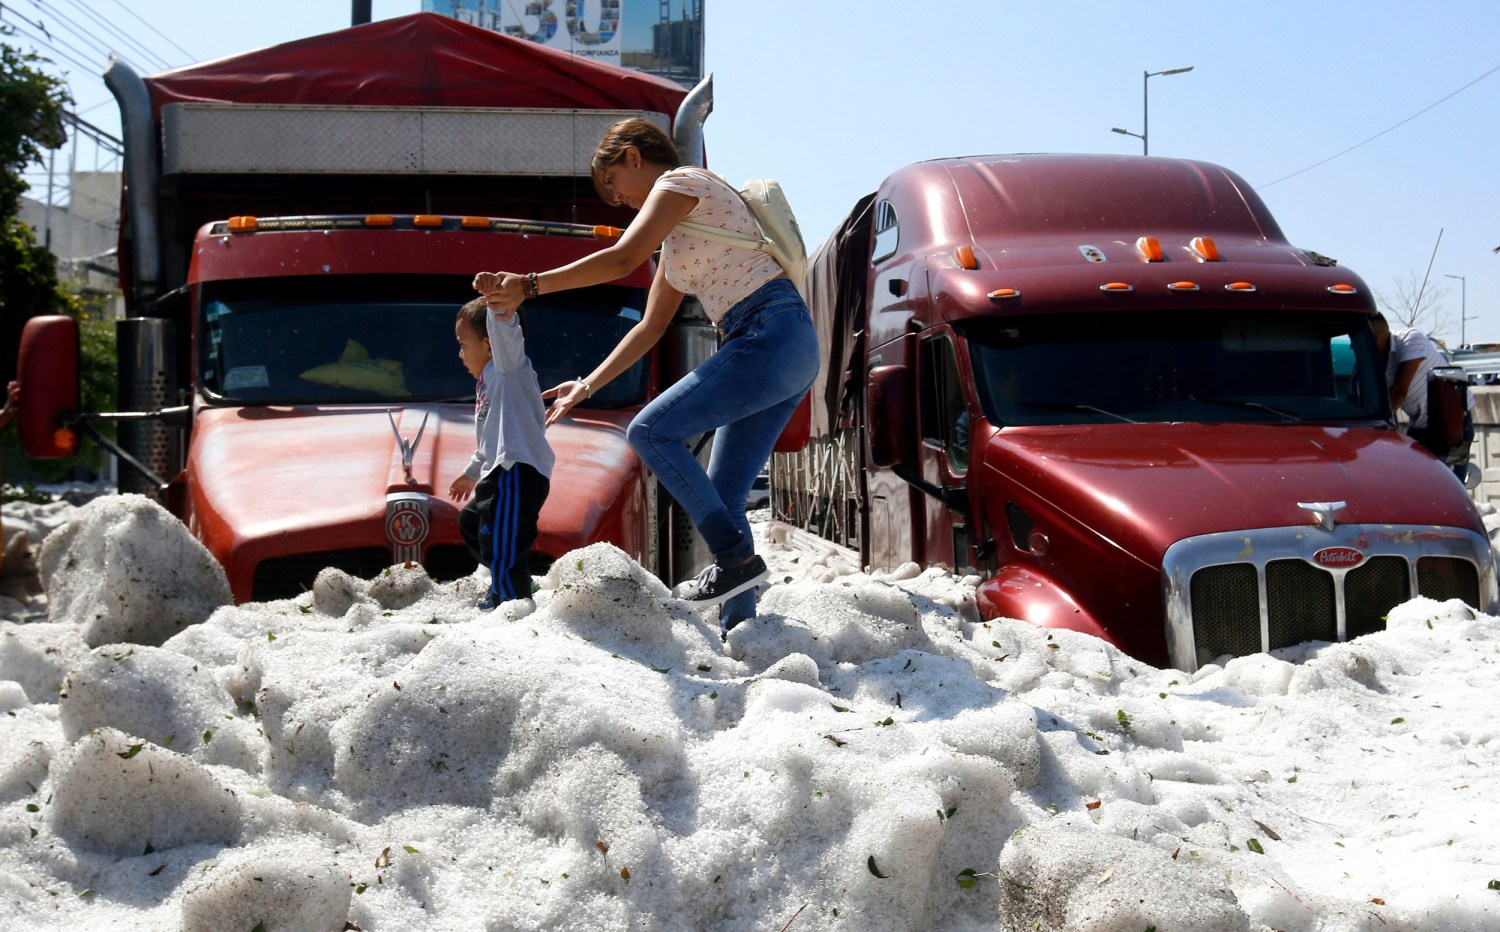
[{"xmin": 1165, "ymin": 525, "xmax": 1494, "ymax": 671}]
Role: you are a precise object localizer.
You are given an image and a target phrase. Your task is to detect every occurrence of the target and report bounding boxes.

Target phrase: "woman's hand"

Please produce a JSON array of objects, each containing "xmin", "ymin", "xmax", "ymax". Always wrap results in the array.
[
  {"xmin": 541, "ymin": 379, "xmax": 590, "ymax": 427},
  {"xmin": 473, "ymin": 271, "xmax": 527, "ymax": 320}
]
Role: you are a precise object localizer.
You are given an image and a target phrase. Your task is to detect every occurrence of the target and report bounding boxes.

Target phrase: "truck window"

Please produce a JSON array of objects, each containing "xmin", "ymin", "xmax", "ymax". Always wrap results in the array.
[
  {"xmin": 919, "ymin": 335, "xmax": 969, "ymax": 472},
  {"xmin": 965, "ymin": 311, "xmax": 1384, "ymax": 427},
  {"xmin": 872, "ymin": 200, "xmax": 899, "ymax": 262},
  {"xmin": 197, "ymin": 275, "xmax": 649, "ymax": 407}
]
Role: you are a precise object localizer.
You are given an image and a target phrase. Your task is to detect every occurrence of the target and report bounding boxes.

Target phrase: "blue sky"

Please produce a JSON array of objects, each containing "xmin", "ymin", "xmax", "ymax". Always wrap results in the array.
[{"xmin": 9, "ymin": 1, "xmax": 1498, "ymax": 344}]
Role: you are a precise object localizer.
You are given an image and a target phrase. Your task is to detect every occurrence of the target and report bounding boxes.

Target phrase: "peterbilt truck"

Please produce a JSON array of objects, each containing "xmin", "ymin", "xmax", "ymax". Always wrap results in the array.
[
  {"xmin": 774, "ymin": 153, "xmax": 1495, "ymax": 671},
  {"xmin": 20, "ymin": 13, "xmax": 719, "ymax": 601}
]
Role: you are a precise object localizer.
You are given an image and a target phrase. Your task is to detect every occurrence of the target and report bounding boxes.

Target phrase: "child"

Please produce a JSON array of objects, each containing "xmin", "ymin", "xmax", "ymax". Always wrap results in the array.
[{"xmin": 448, "ymin": 298, "xmax": 554, "ymax": 611}]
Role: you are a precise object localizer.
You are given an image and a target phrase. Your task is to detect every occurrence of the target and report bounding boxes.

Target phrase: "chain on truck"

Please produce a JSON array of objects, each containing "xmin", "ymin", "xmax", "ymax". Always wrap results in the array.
[
  {"xmin": 17, "ymin": 14, "xmax": 723, "ymax": 603},
  {"xmin": 772, "ymin": 153, "xmax": 1497, "ymax": 672}
]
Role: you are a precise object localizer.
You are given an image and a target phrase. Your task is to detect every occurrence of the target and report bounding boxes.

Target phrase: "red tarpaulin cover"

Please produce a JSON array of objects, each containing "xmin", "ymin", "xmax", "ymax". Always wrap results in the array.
[{"xmin": 142, "ymin": 12, "xmax": 687, "ymax": 119}]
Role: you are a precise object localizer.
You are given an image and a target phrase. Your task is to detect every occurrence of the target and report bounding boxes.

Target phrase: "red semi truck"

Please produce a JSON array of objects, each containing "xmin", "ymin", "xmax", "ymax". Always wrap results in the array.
[
  {"xmin": 20, "ymin": 14, "xmax": 719, "ymax": 601},
  {"xmin": 775, "ymin": 153, "xmax": 1496, "ymax": 671}
]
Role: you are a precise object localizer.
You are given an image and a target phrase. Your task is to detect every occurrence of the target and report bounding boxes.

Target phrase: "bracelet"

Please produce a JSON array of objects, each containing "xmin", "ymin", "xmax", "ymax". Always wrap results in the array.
[
  {"xmin": 575, "ymin": 377, "xmax": 592, "ymax": 399},
  {"xmin": 524, "ymin": 272, "xmax": 540, "ymax": 299}
]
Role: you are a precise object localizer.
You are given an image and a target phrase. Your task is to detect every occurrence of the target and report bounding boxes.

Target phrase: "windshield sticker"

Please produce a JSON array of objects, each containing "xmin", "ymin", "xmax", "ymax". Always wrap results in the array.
[{"xmin": 224, "ymin": 366, "xmax": 270, "ymax": 390}]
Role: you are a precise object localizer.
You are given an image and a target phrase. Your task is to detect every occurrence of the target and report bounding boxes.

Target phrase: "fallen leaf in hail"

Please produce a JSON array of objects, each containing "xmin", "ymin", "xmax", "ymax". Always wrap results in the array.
[
  {"xmin": 1086, "ymin": 799, "xmax": 1102, "ymax": 811},
  {"xmin": 375, "ymin": 847, "xmax": 390, "ymax": 869},
  {"xmin": 1096, "ymin": 866, "xmax": 1115, "ymax": 885},
  {"xmin": 1253, "ymin": 819, "xmax": 1282, "ymax": 841}
]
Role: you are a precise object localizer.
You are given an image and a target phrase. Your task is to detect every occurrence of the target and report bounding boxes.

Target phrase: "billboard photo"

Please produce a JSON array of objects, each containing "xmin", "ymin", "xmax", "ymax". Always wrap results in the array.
[{"xmin": 424, "ymin": 0, "xmax": 704, "ymax": 89}]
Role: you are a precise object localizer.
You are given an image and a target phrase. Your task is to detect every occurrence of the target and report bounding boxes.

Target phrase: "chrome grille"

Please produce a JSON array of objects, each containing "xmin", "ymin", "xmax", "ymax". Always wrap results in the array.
[
  {"xmin": 1345, "ymin": 556, "xmax": 1410, "ymax": 638},
  {"xmin": 1265, "ymin": 559, "xmax": 1337, "ymax": 649},
  {"xmin": 1164, "ymin": 524, "xmax": 1495, "ymax": 671}
]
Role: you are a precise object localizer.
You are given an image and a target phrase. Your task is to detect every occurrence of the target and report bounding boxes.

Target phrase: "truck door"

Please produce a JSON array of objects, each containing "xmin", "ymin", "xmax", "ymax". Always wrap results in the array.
[{"xmin": 916, "ymin": 333, "xmax": 972, "ymax": 571}]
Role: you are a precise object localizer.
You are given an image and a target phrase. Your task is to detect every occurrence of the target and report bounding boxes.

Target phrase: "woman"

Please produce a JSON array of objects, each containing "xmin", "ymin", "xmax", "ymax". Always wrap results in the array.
[{"xmin": 473, "ymin": 118, "xmax": 818, "ymax": 632}]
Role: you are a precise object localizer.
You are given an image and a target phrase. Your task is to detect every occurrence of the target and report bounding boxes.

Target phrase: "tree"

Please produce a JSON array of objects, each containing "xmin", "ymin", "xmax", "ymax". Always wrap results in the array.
[
  {"xmin": 1375, "ymin": 270, "xmax": 1452, "ymax": 341},
  {"xmin": 0, "ymin": 27, "xmax": 73, "ymax": 381}
]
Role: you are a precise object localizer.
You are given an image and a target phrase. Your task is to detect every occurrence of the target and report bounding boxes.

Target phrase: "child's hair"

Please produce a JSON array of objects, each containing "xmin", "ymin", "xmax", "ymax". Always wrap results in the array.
[
  {"xmin": 590, "ymin": 117, "xmax": 682, "ymax": 202},
  {"xmin": 457, "ymin": 297, "xmax": 488, "ymax": 339}
]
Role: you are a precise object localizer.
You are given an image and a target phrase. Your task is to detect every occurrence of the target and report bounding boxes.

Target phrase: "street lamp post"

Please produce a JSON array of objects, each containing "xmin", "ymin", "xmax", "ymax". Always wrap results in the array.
[
  {"xmin": 1444, "ymin": 273, "xmax": 1472, "ymax": 347},
  {"xmin": 1112, "ymin": 66, "xmax": 1194, "ymax": 155}
]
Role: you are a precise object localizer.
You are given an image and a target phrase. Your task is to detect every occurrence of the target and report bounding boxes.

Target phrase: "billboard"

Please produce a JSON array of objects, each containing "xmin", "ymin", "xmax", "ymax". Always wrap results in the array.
[{"xmin": 423, "ymin": 1, "xmax": 704, "ymax": 90}]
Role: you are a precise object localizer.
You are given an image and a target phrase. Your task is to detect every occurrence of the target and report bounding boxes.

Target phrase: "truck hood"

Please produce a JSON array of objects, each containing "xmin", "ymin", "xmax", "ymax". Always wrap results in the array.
[
  {"xmin": 186, "ymin": 404, "xmax": 641, "ymax": 583},
  {"xmin": 985, "ymin": 422, "xmax": 1482, "ymax": 566}
]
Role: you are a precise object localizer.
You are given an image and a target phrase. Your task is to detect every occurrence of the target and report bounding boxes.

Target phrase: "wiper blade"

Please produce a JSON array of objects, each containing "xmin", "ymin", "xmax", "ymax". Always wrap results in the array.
[
  {"xmin": 1190, "ymin": 396, "xmax": 1298, "ymax": 421},
  {"xmin": 1020, "ymin": 401, "xmax": 1140, "ymax": 424}
]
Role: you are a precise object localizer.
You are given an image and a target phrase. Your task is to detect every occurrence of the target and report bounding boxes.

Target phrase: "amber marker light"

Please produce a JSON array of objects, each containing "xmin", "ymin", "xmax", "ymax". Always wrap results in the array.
[
  {"xmin": 1168, "ymin": 281, "xmax": 1200, "ymax": 292},
  {"xmin": 1100, "ymin": 282, "xmax": 1134, "ymax": 293},
  {"xmin": 987, "ymin": 288, "xmax": 1021, "ymax": 300},
  {"xmin": 413, "ymin": 215, "xmax": 442, "ymax": 228},
  {"xmin": 1190, "ymin": 236, "xmax": 1220, "ymax": 261},
  {"xmin": 593, "ymin": 225, "xmax": 624, "ymax": 239},
  {"xmin": 226, "ymin": 216, "xmax": 258, "ymax": 233},
  {"xmin": 1328, "ymin": 283, "xmax": 1359, "ymax": 294},
  {"xmin": 54, "ymin": 427, "xmax": 77, "ymax": 452},
  {"xmin": 364, "ymin": 215, "xmax": 395, "ymax": 227},
  {"xmin": 1225, "ymin": 281, "xmax": 1257, "ymax": 293},
  {"xmin": 1136, "ymin": 236, "xmax": 1164, "ymax": 262},
  {"xmin": 955, "ymin": 244, "xmax": 979, "ymax": 270},
  {"xmin": 461, "ymin": 216, "xmax": 490, "ymax": 229}
]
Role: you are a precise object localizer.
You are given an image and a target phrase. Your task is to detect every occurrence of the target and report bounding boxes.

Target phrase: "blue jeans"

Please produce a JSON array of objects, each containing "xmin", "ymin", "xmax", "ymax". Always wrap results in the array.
[{"xmin": 628, "ymin": 278, "xmax": 818, "ymax": 616}]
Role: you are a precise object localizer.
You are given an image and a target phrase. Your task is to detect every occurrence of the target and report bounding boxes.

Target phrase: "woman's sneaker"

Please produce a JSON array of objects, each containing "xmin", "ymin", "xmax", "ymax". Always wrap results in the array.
[{"xmin": 678, "ymin": 556, "xmax": 769, "ymax": 607}]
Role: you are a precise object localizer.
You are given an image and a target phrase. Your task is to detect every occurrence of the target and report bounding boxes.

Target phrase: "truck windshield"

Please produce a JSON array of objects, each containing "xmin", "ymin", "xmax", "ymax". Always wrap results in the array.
[
  {"xmin": 197, "ymin": 276, "xmax": 649, "ymax": 407},
  {"xmin": 965, "ymin": 311, "xmax": 1385, "ymax": 426}
]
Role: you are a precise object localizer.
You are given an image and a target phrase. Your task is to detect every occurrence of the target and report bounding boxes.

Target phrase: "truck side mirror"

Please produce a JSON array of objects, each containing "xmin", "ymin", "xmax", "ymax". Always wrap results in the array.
[
  {"xmin": 18, "ymin": 315, "xmax": 81, "ymax": 459},
  {"xmin": 866, "ymin": 364, "xmax": 912, "ymax": 468}
]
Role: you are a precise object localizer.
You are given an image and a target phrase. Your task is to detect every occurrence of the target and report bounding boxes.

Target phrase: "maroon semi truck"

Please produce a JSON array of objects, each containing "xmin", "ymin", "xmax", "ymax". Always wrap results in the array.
[
  {"xmin": 774, "ymin": 153, "xmax": 1496, "ymax": 671},
  {"xmin": 20, "ymin": 14, "xmax": 720, "ymax": 601}
]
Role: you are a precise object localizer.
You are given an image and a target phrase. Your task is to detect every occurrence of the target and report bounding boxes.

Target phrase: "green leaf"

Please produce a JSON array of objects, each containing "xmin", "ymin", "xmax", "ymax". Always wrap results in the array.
[
  {"xmin": 1391, "ymin": 717, "xmax": 1405, "ymax": 725},
  {"xmin": 25, "ymin": 803, "xmax": 38, "ymax": 813},
  {"xmin": 251, "ymin": 923, "xmax": 267, "ymax": 932},
  {"xmin": 876, "ymin": 717, "xmax": 893, "ymax": 726},
  {"xmin": 576, "ymin": 558, "xmax": 584, "ymax": 571},
  {"xmin": 266, "ymin": 632, "xmax": 277, "ymax": 642},
  {"xmin": 830, "ymin": 703, "xmax": 850, "ymax": 712},
  {"xmin": 1115, "ymin": 710, "xmax": 1132, "ymax": 734},
  {"xmin": 403, "ymin": 845, "xmax": 420, "ymax": 854},
  {"xmin": 955, "ymin": 868, "xmax": 977, "ymax": 889},
  {"xmin": 867, "ymin": 855, "xmax": 889, "ymax": 878},
  {"xmin": 299, "ymin": 605, "xmax": 312, "ymax": 614},
  {"xmin": 1247, "ymin": 838, "xmax": 1265, "ymax": 854},
  {"xmin": 202, "ymin": 730, "xmax": 214, "ymax": 744},
  {"xmin": 1488, "ymin": 879, "xmax": 1500, "ymax": 890},
  {"xmin": 650, "ymin": 666, "xmax": 671, "ymax": 674},
  {"xmin": 118, "ymin": 743, "xmax": 144, "ymax": 760}
]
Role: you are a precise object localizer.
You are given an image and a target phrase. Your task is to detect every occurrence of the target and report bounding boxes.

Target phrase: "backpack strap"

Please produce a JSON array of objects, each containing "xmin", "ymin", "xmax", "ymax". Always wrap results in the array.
[{"xmin": 670, "ymin": 167, "xmax": 774, "ymax": 255}]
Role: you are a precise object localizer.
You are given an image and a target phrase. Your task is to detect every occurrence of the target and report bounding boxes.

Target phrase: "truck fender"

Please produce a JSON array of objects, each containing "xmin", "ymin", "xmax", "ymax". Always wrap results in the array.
[
  {"xmin": 17, "ymin": 316, "xmax": 81, "ymax": 459},
  {"xmin": 975, "ymin": 564, "xmax": 1115, "ymax": 646}
]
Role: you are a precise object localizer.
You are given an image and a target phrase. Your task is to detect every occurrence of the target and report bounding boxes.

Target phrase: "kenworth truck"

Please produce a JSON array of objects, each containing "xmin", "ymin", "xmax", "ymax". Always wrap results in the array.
[
  {"xmin": 20, "ymin": 13, "xmax": 720, "ymax": 602},
  {"xmin": 773, "ymin": 153, "xmax": 1496, "ymax": 671}
]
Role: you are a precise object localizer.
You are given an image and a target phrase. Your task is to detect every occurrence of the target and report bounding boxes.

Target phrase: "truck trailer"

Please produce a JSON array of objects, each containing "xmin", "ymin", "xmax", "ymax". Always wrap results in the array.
[
  {"xmin": 21, "ymin": 13, "xmax": 720, "ymax": 602},
  {"xmin": 774, "ymin": 153, "xmax": 1496, "ymax": 671}
]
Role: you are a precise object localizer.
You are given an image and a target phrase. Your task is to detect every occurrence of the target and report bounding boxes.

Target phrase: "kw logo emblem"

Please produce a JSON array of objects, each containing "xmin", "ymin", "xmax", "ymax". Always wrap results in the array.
[{"xmin": 386, "ymin": 493, "xmax": 430, "ymax": 565}]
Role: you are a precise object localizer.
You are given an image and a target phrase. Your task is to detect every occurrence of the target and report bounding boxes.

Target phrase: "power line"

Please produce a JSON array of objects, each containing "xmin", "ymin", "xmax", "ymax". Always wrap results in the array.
[
  {"xmin": 1259, "ymin": 62, "xmax": 1500, "ymax": 189},
  {"xmin": 106, "ymin": 0, "xmax": 195, "ymax": 64},
  {"xmin": 59, "ymin": 0, "xmax": 172, "ymax": 71},
  {"xmin": 18, "ymin": 0, "xmax": 121, "ymax": 67},
  {"xmin": 0, "ymin": 10, "xmax": 104, "ymax": 76}
]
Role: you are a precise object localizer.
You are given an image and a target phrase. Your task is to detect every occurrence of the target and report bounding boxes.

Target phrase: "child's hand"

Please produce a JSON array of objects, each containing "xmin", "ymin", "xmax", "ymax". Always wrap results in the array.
[
  {"xmin": 449, "ymin": 474, "xmax": 477, "ymax": 501},
  {"xmin": 473, "ymin": 271, "xmax": 525, "ymax": 320}
]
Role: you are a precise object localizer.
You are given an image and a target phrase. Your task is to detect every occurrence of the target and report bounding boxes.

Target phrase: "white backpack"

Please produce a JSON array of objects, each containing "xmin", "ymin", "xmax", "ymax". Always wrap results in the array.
[{"xmin": 677, "ymin": 174, "xmax": 808, "ymax": 288}]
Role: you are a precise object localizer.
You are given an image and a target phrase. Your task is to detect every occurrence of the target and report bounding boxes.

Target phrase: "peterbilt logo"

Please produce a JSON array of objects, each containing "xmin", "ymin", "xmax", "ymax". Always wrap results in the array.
[
  {"xmin": 1313, "ymin": 546, "xmax": 1364, "ymax": 569},
  {"xmin": 386, "ymin": 492, "xmax": 430, "ymax": 565}
]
